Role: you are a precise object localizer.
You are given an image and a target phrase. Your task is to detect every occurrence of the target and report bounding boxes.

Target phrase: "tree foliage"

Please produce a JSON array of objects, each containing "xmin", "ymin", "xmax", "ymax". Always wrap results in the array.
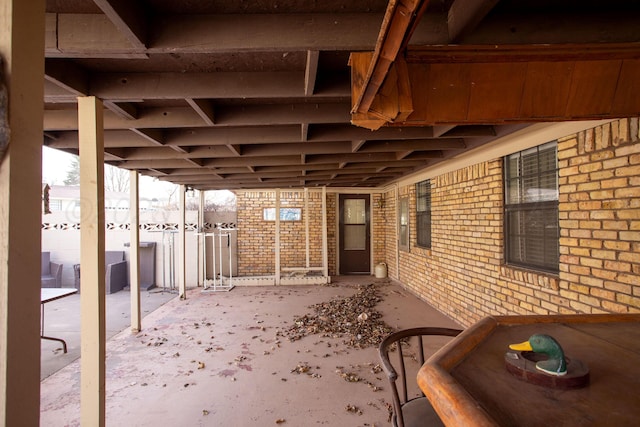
[
  {"xmin": 105, "ymin": 164, "xmax": 129, "ymax": 192},
  {"xmin": 63, "ymin": 155, "xmax": 80, "ymax": 185}
]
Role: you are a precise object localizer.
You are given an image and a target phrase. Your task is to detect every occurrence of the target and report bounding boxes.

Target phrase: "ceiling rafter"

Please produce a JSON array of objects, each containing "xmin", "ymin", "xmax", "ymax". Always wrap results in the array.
[
  {"xmin": 447, "ymin": 0, "xmax": 500, "ymax": 43},
  {"xmin": 43, "ymin": 0, "xmax": 640, "ymax": 190},
  {"xmin": 186, "ymin": 99, "xmax": 215, "ymax": 126},
  {"xmin": 92, "ymin": 0, "xmax": 148, "ymax": 50}
]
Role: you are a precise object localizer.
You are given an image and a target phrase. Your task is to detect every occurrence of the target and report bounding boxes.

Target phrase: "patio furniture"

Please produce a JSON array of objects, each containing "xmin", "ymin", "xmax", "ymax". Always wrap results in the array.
[
  {"xmin": 74, "ymin": 251, "xmax": 128, "ymax": 294},
  {"xmin": 41, "ymin": 251, "xmax": 63, "ymax": 288},
  {"xmin": 41, "ymin": 288, "xmax": 77, "ymax": 353},
  {"xmin": 123, "ymin": 241, "xmax": 157, "ymax": 290},
  {"xmin": 379, "ymin": 327, "xmax": 462, "ymax": 427},
  {"xmin": 417, "ymin": 314, "xmax": 640, "ymax": 427}
]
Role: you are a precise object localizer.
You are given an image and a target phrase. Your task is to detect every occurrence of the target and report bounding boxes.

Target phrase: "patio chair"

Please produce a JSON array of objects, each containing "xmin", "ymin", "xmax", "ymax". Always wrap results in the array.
[
  {"xmin": 74, "ymin": 251, "xmax": 128, "ymax": 294},
  {"xmin": 379, "ymin": 327, "xmax": 462, "ymax": 427},
  {"xmin": 41, "ymin": 251, "xmax": 63, "ymax": 288}
]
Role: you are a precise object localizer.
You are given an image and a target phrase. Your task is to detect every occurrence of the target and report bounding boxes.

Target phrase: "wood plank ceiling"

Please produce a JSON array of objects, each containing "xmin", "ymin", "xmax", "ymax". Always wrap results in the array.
[{"xmin": 43, "ymin": 0, "xmax": 640, "ymax": 190}]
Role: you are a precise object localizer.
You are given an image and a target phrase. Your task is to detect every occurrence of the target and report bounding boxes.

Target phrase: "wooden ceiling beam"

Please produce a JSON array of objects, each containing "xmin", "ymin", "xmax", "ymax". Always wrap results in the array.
[
  {"xmin": 351, "ymin": 0, "xmax": 424, "ymax": 115},
  {"xmin": 44, "ymin": 59, "xmax": 89, "ymax": 96},
  {"xmin": 116, "ymin": 159, "xmax": 201, "ymax": 169},
  {"xmin": 203, "ymin": 155, "xmax": 302, "ymax": 168},
  {"xmin": 90, "ymin": 71, "xmax": 350, "ymax": 100},
  {"xmin": 150, "ymin": 13, "xmax": 390, "ymax": 53},
  {"xmin": 44, "ymin": 104, "xmax": 350, "ymax": 131},
  {"xmin": 186, "ymin": 98, "xmax": 215, "ymax": 125},
  {"xmin": 357, "ymin": 138, "xmax": 466, "ymax": 152},
  {"xmin": 104, "ymin": 101, "xmax": 138, "ymax": 120},
  {"xmin": 255, "ymin": 164, "xmax": 340, "ymax": 173},
  {"xmin": 341, "ymin": 159, "xmax": 425, "ymax": 169},
  {"xmin": 447, "ymin": 0, "xmax": 499, "ymax": 43},
  {"xmin": 92, "ymin": 0, "xmax": 148, "ymax": 50},
  {"xmin": 130, "ymin": 128, "xmax": 164, "ymax": 145},
  {"xmin": 46, "ymin": 130, "xmax": 157, "ymax": 149},
  {"xmin": 405, "ymin": 43, "xmax": 640, "ymax": 64},
  {"xmin": 462, "ymin": 11, "xmax": 640, "ymax": 45},
  {"xmin": 351, "ymin": 140, "xmax": 366, "ymax": 152},
  {"xmin": 304, "ymin": 50, "xmax": 319, "ymax": 96},
  {"xmin": 213, "ymin": 103, "xmax": 351, "ymax": 126},
  {"xmin": 47, "ymin": 13, "xmax": 148, "ymax": 59},
  {"xmin": 239, "ymin": 141, "xmax": 353, "ymax": 157},
  {"xmin": 305, "ymin": 152, "xmax": 403, "ymax": 164}
]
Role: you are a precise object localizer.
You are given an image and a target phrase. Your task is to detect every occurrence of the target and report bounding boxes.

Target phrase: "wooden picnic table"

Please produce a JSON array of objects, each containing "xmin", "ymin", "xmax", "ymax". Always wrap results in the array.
[{"xmin": 418, "ymin": 313, "xmax": 640, "ymax": 426}]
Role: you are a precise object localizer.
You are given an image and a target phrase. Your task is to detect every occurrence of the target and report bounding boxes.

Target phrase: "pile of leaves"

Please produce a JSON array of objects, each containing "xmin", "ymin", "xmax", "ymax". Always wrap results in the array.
[{"xmin": 283, "ymin": 284, "xmax": 393, "ymax": 348}]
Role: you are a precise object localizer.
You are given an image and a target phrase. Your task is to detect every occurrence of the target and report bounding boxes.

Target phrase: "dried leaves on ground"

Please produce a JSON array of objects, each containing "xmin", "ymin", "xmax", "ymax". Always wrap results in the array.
[{"xmin": 283, "ymin": 284, "xmax": 393, "ymax": 348}]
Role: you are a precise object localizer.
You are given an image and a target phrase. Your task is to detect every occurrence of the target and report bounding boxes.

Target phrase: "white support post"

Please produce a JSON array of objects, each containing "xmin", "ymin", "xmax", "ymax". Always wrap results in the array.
[
  {"xmin": 304, "ymin": 188, "xmax": 310, "ymax": 268},
  {"xmin": 198, "ymin": 190, "xmax": 205, "ymax": 286},
  {"xmin": 178, "ymin": 185, "xmax": 186, "ymax": 299},
  {"xmin": 78, "ymin": 96, "xmax": 106, "ymax": 427},
  {"xmin": 0, "ymin": 1, "xmax": 45, "ymax": 424},
  {"xmin": 322, "ymin": 187, "xmax": 328, "ymax": 278},
  {"xmin": 395, "ymin": 184, "xmax": 400, "ymax": 280},
  {"xmin": 129, "ymin": 170, "xmax": 141, "ymax": 332},
  {"xmin": 275, "ymin": 189, "xmax": 281, "ymax": 285}
]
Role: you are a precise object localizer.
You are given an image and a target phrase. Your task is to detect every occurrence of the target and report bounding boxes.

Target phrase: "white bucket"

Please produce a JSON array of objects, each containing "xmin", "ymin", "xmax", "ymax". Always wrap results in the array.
[{"xmin": 374, "ymin": 262, "xmax": 387, "ymax": 279}]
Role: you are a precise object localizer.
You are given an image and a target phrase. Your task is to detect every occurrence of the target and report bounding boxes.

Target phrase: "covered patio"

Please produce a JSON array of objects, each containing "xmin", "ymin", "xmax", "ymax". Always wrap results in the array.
[
  {"xmin": 1, "ymin": 1, "xmax": 638, "ymax": 426},
  {"xmin": 40, "ymin": 277, "xmax": 461, "ymax": 426}
]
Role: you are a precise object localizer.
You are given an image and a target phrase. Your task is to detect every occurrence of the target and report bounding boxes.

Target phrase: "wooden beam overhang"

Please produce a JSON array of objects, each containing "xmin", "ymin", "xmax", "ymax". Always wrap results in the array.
[
  {"xmin": 350, "ymin": 0, "xmax": 425, "ymax": 116},
  {"xmin": 351, "ymin": 36, "xmax": 640, "ymax": 129},
  {"xmin": 350, "ymin": 0, "xmax": 640, "ymax": 130}
]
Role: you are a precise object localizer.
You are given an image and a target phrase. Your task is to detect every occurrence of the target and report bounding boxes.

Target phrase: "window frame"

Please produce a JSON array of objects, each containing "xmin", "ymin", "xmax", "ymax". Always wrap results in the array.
[
  {"xmin": 398, "ymin": 197, "xmax": 409, "ymax": 252},
  {"xmin": 503, "ymin": 142, "xmax": 559, "ymax": 274},
  {"xmin": 415, "ymin": 180, "xmax": 431, "ymax": 249}
]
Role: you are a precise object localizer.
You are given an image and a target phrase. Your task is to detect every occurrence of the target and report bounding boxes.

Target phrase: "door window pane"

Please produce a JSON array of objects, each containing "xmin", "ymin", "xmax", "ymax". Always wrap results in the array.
[
  {"xmin": 344, "ymin": 199, "xmax": 366, "ymax": 225},
  {"xmin": 344, "ymin": 225, "xmax": 366, "ymax": 250}
]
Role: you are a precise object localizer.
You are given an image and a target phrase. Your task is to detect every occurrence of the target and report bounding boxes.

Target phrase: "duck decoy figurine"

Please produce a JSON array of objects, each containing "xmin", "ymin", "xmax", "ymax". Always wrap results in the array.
[{"xmin": 509, "ymin": 334, "xmax": 567, "ymax": 376}]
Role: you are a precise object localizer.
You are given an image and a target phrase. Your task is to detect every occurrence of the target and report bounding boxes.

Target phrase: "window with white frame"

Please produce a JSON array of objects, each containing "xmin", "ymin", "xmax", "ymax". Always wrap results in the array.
[
  {"xmin": 416, "ymin": 180, "xmax": 431, "ymax": 248},
  {"xmin": 504, "ymin": 141, "xmax": 559, "ymax": 273}
]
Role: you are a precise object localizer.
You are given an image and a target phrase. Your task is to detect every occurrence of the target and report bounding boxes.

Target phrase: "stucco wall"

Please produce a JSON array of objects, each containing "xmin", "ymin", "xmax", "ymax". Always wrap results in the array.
[{"xmin": 42, "ymin": 210, "xmax": 236, "ymax": 288}]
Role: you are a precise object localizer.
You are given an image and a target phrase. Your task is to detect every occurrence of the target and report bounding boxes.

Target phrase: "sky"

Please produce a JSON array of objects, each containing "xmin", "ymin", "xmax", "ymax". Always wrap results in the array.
[{"xmin": 42, "ymin": 146, "xmax": 233, "ymax": 201}]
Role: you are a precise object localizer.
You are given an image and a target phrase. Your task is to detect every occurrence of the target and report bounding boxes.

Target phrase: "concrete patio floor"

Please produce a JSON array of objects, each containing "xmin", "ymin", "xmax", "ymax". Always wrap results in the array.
[
  {"xmin": 40, "ymin": 277, "xmax": 462, "ymax": 426},
  {"xmin": 41, "ymin": 287, "xmax": 177, "ymax": 380}
]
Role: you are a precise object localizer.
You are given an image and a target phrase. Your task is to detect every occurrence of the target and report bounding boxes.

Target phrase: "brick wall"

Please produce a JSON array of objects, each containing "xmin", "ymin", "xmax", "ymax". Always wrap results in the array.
[
  {"xmin": 327, "ymin": 193, "xmax": 337, "ymax": 275},
  {"xmin": 237, "ymin": 191, "xmax": 276, "ymax": 275},
  {"xmin": 558, "ymin": 118, "xmax": 640, "ymax": 313},
  {"xmin": 372, "ymin": 193, "xmax": 386, "ymax": 267},
  {"xmin": 233, "ymin": 119, "xmax": 638, "ymax": 326},
  {"xmin": 394, "ymin": 118, "xmax": 639, "ymax": 327},
  {"xmin": 236, "ymin": 190, "xmax": 329, "ymax": 276}
]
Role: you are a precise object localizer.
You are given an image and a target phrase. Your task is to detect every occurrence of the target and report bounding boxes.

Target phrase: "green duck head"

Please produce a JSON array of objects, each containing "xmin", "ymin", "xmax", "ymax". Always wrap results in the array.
[{"xmin": 509, "ymin": 334, "xmax": 567, "ymax": 376}]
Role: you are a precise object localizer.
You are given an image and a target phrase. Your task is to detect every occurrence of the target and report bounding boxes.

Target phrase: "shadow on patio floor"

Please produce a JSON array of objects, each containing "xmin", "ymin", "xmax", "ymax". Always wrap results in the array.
[{"xmin": 40, "ymin": 276, "xmax": 461, "ymax": 426}]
